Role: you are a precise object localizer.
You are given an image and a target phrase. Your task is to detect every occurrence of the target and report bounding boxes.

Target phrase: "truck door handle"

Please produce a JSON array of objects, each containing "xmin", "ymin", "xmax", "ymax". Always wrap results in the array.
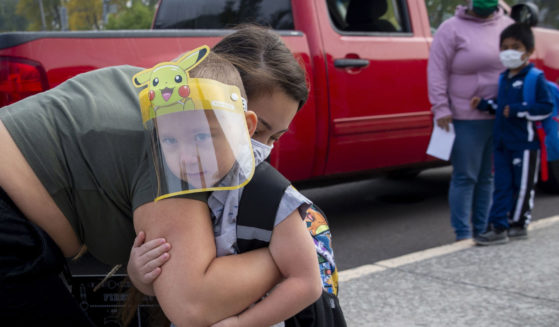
[{"xmin": 334, "ymin": 58, "xmax": 369, "ymax": 68}]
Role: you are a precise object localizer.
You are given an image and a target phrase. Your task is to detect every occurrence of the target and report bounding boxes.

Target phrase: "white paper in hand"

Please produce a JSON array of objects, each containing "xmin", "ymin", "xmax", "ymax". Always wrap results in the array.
[{"xmin": 426, "ymin": 121, "xmax": 455, "ymax": 161}]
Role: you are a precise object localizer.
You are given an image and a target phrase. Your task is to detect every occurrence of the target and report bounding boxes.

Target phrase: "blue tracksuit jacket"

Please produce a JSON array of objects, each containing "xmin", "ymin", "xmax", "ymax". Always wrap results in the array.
[{"xmin": 480, "ymin": 63, "xmax": 553, "ymax": 151}]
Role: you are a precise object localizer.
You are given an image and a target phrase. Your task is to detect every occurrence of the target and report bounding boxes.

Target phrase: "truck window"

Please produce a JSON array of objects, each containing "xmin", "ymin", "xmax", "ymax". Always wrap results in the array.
[
  {"xmin": 153, "ymin": 0, "xmax": 293, "ymax": 30},
  {"xmin": 426, "ymin": 0, "xmax": 467, "ymax": 34},
  {"xmin": 327, "ymin": 0, "xmax": 410, "ymax": 33},
  {"xmin": 427, "ymin": 1, "xmax": 559, "ymax": 34}
]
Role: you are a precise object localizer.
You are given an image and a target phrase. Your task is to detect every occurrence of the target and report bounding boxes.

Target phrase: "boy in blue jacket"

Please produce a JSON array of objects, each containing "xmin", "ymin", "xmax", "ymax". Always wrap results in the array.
[{"xmin": 471, "ymin": 23, "xmax": 553, "ymax": 245}]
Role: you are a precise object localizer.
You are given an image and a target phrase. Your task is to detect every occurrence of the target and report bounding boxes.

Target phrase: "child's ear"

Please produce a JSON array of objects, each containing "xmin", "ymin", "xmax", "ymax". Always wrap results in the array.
[{"xmin": 244, "ymin": 111, "xmax": 258, "ymax": 137}]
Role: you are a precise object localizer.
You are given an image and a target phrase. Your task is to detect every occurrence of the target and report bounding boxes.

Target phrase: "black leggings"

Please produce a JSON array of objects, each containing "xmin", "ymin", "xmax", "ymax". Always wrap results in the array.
[{"xmin": 0, "ymin": 187, "xmax": 95, "ymax": 326}]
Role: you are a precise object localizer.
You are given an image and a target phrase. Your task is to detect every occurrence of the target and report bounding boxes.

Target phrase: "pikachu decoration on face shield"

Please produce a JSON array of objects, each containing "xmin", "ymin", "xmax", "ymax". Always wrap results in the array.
[{"xmin": 133, "ymin": 46, "xmax": 209, "ymax": 123}]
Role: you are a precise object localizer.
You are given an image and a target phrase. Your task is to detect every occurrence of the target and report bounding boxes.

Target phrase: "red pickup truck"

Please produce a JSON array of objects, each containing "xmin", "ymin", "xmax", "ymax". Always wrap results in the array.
[{"xmin": 2, "ymin": 0, "xmax": 559, "ymax": 191}]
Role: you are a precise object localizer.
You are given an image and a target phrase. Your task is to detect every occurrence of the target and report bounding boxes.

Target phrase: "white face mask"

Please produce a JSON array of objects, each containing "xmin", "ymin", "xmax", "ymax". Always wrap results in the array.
[
  {"xmin": 251, "ymin": 139, "xmax": 274, "ymax": 165},
  {"xmin": 499, "ymin": 49, "xmax": 526, "ymax": 69}
]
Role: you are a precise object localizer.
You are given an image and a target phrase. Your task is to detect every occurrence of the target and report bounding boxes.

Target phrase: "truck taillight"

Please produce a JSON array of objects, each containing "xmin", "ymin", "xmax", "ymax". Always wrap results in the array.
[{"xmin": 0, "ymin": 57, "xmax": 48, "ymax": 108}]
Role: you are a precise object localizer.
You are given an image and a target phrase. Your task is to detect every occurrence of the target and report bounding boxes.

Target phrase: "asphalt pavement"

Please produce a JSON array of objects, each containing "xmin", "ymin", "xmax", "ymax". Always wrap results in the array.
[{"xmin": 337, "ymin": 215, "xmax": 559, "ymax": 327}]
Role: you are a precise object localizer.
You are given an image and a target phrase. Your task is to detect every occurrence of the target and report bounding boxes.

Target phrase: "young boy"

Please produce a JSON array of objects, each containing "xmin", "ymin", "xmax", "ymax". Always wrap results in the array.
[
  {"xmin": 129, "ymin": 48, "xmax": 323, "ymax": 326},
  {"xmin": 471, "ymin": 23, "xmax": 554, "ymax": 245}
]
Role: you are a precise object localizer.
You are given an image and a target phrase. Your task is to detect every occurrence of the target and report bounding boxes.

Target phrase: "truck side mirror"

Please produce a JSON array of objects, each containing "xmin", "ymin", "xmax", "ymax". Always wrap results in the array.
[{"xmin": 510, "ymin": 3, "xmax": 539, "ymax": 27}]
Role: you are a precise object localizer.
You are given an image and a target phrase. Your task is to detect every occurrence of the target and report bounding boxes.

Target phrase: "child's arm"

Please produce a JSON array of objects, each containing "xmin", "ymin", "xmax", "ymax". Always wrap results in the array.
[
  {"xmin": 508, "ymin": 74, "xmax": 553, "ymax": 120},
  {"xmin": 127, "ymin": 231, "xmax": 171, "ymax": 296},
  {"xmin": 212, "ymin": 209, "xmax": 322, "ymax": 327},
  {"xmin": 134, "ymin": 199, "xmax": 282, "ymax": 326},
  {"xmin": 471, "ymin": 96, "xmax": 497, "ymax": 115}
]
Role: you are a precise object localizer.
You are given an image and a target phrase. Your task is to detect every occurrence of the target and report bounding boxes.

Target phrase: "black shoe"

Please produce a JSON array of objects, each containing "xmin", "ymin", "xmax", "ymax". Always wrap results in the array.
[
  {"xmin": 508, "ymin": 226, "xmax": 528, "ymax": 239},
  {"xmin": 474, "ymin": 228, "xmax": 509, "ymax": 246}
]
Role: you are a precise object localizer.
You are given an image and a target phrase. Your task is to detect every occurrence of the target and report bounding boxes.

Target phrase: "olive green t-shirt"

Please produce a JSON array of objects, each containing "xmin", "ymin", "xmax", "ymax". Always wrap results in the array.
[{"xmin": 0, "ymin": 65, "xmax": 207, "ymax": 265}]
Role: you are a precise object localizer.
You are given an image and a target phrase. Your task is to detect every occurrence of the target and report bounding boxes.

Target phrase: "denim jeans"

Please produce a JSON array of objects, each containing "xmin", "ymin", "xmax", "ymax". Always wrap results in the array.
[{"xmin": 448, "ymin": 120, "xmax": 494, "ymax": 240}]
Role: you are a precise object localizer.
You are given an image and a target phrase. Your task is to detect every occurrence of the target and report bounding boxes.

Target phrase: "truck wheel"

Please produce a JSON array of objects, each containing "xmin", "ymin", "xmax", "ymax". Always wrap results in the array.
[{"xmin": 538, "ymin": 160, "xmax": 559, "ymax": 194}]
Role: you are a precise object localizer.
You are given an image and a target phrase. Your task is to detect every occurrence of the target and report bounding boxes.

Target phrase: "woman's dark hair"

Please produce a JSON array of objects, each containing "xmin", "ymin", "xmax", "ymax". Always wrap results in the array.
[
  {"xmin": 500, "ymin": 22, "xmax": 535, "ymax": 52},
  {"xmin": 213, "ymin": 24, "xmax": 309, "ymax": 110}
]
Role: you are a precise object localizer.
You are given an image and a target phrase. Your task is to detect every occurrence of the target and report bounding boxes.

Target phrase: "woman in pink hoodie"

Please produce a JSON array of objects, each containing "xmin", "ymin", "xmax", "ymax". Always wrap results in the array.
[{"xmin": 428, "ymin": 0, "xmax": 513, "ymax": 241}]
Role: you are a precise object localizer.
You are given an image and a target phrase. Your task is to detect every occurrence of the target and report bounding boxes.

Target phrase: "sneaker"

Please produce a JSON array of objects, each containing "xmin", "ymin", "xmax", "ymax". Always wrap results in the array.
[
  {"xmin": 474, "ymin": 228, "xmax": 509, "ymax": 246},
  {"xmin": 508, "ymin": 226, "xmax": 528, "ymax": 239}
]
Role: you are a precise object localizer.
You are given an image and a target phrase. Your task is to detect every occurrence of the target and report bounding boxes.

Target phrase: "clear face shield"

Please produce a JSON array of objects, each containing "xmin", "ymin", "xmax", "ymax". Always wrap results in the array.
[{"xmin": 133, "ymin": 46, "xmax": 254, "ymax": 201}]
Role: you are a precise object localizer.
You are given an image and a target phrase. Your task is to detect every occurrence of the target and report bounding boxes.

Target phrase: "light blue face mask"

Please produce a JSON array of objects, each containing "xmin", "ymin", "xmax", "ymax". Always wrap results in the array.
[{"xmin": 251, "ymin": 139, "xmax": 274, "ymax": 165}]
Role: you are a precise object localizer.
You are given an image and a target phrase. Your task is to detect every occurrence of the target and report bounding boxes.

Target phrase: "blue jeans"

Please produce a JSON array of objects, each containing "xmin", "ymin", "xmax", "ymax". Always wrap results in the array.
[{"xmin": 449, "ymin": 120, "xmax": 494, "ymax": 240}]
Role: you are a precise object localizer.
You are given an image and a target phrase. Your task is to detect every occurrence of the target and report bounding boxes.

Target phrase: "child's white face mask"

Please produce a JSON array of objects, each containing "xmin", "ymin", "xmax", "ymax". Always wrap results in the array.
[{"xmin": 499, "ymin": 49, "xmax": 526, "ymax": 69}]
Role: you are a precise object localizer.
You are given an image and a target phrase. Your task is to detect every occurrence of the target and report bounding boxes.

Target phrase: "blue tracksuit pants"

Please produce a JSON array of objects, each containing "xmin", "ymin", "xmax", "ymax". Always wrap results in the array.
[{"xmin": 488, "ymin": 147, "xmax": 540, "ymax": 230}]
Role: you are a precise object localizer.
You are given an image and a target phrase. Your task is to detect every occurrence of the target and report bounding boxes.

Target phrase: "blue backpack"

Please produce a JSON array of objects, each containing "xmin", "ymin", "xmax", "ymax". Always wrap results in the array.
[{"xmin": 522, "ymin": 68, "xmax": 559, "ymax": 167}]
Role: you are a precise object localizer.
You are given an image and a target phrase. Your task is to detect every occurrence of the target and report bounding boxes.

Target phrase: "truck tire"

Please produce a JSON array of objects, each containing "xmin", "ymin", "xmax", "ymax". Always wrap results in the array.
[{"xmin": 538, "ymin": 160, "xmax": 559, "ymax": 194}]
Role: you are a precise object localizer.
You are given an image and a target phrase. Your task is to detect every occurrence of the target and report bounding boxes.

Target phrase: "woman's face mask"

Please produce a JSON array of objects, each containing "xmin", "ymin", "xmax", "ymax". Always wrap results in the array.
[
  {"xmin": 499, "ymin": 49, "xmax": 526, "ymax": 69},
  {"xmin": 472, "ymin": 6, "xmax": 497, "ymax": 17},
  {"xmin": 251, "ymin": 139, "xmax": 274, "ymax": 164},
  {"xmin": 468, "ymin": 0, "xmax": 497, "ymax": 18}
]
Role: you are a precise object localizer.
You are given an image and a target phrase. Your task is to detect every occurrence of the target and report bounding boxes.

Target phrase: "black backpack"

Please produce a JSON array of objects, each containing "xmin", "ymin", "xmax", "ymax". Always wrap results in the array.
[{"xmin": 237, "ymin": 162, "xmax": 346, "ymax": 327}]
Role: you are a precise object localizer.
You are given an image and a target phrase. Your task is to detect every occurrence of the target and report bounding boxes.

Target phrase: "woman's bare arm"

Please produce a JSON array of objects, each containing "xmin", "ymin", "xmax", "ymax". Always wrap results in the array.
[
  {"xmin": 133, "ymin": 198, "xmax": 282, "ymax": 326},
  {"xmin": 0, "ymin": 122, "xmax": 81, "ymax": 257}
]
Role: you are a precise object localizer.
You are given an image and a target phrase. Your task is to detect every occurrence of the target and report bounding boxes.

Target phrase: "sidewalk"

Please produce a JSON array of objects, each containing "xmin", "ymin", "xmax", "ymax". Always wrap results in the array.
[{"xmin": 338, "ymin": 215, "xmax": 559, "ymax": 327}]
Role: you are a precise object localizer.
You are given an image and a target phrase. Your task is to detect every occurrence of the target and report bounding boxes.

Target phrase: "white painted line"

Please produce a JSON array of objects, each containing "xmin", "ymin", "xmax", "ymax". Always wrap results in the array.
[
  {"xmin": 336, "ymin": 264, "xmax": 387, "ymax": 282},
  {"xmin": 529, "ymin": 214, "xmax": 559, "ymax": 230},
  {"xmin": 338, "ymin": 215, "xmax": 559, "ymax": 282},
  {"xmin": 374, "ymin": 238, "xmax": 474, "ymax": 269}
]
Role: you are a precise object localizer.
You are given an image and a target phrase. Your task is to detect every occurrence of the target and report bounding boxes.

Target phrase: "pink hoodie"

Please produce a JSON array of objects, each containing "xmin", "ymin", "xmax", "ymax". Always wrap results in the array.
[{"xmin": 428, "ymin": 6, "xmax": 514, "ymax": 120}]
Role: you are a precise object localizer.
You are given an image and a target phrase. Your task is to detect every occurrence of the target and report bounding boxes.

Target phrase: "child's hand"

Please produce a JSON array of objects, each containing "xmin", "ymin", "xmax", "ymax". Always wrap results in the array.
[
  {"xmin": 504, "ymin": 105, "xmax": 510, "ymax": 118},
  {"xmin": 127, "ymin": 231, "xmax": 171, "ymax": 295},
  {"xmin": 210, "ymin": 316, "xmax": 240, "ymax": 327},
  {"xmin": 470, "ymin": 96, "xmax": 481, "ymax": 109}
]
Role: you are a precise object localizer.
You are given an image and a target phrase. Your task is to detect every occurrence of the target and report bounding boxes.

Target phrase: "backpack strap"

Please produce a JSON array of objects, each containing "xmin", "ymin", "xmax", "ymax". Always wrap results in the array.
[
  {"xmin": 523, "ymin": 67, "xmax": 542, "ymax": 105},
  {"xmin": 236, "ymin": 161, "xmax": 291, "ymax": 253},
  {"xmin": 523, "ymin": 67, "xmax": 550, "ymax": 180}
]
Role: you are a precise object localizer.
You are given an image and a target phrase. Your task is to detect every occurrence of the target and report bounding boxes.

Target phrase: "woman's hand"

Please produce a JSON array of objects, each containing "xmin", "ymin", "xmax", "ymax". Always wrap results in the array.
[
  {"xmin": 436, "ymin": 115, "xmax": 453, "ymax": 131},
  {"xmin": 470, "ymin": 96, "xmax": 481, "ymax": 109},
  {"xmin": 210, "ymin": 316, "xmax": 240, "ymax": 327},
  {"xmin": 127, "ymin": 231, "xmax": 171, "ymax": 295}
]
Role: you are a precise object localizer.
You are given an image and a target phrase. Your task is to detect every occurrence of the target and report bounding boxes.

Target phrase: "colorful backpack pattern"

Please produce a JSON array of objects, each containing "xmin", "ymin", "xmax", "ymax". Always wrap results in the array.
[{"xmin": 304, "ymin": 205, "xmax": 338, "ymax": 295}]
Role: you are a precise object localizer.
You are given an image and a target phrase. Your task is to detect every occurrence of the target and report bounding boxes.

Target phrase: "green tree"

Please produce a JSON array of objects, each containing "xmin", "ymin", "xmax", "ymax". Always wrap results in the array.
[
  {"xmin": 16, "ymin": 0, "xmax": 62, "ymax": 31},
  {"xmin": 105, "ymin": 1, "xmax": 154, "ymax": 30},
  {"xmin": 0, "ymin": 0, "xmax": 28, "ymax": 32},
  {"xmin": 67, "ymin": 0, "xmax": 103, "ymax": 30}
]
